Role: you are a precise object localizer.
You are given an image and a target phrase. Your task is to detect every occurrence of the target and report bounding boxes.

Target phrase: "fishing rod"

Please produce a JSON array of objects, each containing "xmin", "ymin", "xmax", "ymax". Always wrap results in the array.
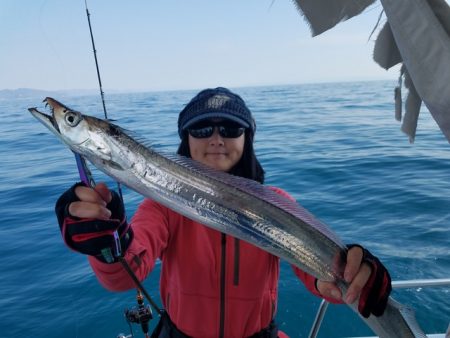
[
  {"xmin": 84, "ymin": 0, "xmax": 107, "ymax": 119},
  {"xmin": 82, "ymin": 2, "xmax": 163, "ymax": 334},
  {"xmin": 83, "ymin": 1, "xmax": 123, "ymax": 264}
]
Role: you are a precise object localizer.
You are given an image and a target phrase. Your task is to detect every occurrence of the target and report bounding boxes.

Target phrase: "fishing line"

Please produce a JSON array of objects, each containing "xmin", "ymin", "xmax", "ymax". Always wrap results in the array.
[
  {"xmin": 83, "ymin": 0, "xmax": 162, "ymax": 316},
  {"xmin": 367, "ymin": 8, "xmax": 385, "ymax": 42},
  {"xmin": 37, "ymin": 0, "xmax": 70, "ymax": 90}
]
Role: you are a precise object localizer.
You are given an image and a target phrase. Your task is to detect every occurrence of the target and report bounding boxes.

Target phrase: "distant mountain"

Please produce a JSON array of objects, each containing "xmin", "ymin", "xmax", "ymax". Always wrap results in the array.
[
  {"xmin": 0, "ymin": 88, "xmax": 52, "ymax": 99},
  {"xmin": 0, "ymin": 88, "xmax": 100, "ymax": 99}
]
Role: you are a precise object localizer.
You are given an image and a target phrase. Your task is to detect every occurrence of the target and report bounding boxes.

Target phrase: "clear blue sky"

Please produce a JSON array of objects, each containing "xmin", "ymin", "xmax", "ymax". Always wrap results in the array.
[{"xmin": 0, "ymin": 0, "xmax": 415, "ymax": 92}]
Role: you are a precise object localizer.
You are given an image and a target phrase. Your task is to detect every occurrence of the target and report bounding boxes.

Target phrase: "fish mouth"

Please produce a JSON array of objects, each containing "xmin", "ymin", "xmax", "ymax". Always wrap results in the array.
[
  {"xmin": 44, "ymin": 97, "xmax": 72, "ymax": 113},
  {"xmin": 28, "ymin": 97, "xmax": 73, "ymax": 135},
  {"xmin": 28, "ymin": 106, "xmax": 60, "ymax": 136},
  {"xmin": 29, "ymin": 97, "xmax": 91, "ymax": 148}
]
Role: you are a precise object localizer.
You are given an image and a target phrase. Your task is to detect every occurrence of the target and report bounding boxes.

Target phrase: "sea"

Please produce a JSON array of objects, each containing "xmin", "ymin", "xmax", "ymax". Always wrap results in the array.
[{"xmin": 0, "ymin": 81, "xmax": 449, "ymax": 338}]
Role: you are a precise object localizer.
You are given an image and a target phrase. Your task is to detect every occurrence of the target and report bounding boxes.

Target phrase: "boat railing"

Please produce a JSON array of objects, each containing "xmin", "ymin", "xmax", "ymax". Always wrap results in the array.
[{"xmin": 308, "ymin": 278, "xmax": 450, "ymax": 338}]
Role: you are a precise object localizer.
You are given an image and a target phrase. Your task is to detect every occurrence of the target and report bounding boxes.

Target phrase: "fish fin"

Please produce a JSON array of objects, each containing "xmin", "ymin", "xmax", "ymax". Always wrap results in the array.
[
  {"xmin": 164, "ymin": 153, "xmax": 344, "ymax": 246},
  {"xmin": 107, "ymin": 121, "xmax": 160, "ymax": 150}
]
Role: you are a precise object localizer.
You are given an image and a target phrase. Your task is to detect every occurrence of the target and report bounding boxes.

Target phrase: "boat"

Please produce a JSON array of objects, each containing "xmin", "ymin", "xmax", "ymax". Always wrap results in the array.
[{"xmin": 115, "ymin": 277, "xmax": 450, "ymax": 337}]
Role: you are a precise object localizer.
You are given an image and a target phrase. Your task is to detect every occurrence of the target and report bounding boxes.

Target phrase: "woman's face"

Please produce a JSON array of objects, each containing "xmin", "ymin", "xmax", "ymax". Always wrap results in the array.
[{"xmin": 188, "ymin": 119, "xmax": 245, "ymax": 172}]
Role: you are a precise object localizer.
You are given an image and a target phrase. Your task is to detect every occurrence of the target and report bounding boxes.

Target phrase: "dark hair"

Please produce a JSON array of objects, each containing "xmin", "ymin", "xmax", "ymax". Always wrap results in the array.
[{"xmin": 177, "ymin": 131, "xmax": 265, "ymax": 184}]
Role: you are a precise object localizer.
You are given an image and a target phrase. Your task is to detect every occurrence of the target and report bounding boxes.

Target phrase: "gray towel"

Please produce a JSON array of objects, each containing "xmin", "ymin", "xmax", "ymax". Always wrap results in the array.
[
  {"xmin": 373, "ymin": 0, "xmax": 450, "ymax": 142},
  {"xmin": 373, "ymin": 22, "xmax": 402, "ymax": 70},
  {"xmin": 293, "ymin": 0, "xmax": 375, "ymax": 36},
  {"xmin": 293, "ymin": 0, "xmax": 450, "ymax": 142},
  {"xmin": 401, "ymin": 70, "xmax": 422, "ymax": 143}
]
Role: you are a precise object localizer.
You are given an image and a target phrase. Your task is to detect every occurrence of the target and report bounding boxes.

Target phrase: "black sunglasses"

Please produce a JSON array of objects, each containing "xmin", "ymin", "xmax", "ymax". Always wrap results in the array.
[{"xmin": 187, "ymin": 121, "xmax": 246, "ymax": 139}]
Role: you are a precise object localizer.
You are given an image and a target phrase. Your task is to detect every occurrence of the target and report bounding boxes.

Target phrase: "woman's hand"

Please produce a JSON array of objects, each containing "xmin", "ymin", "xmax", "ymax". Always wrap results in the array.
[
  {"xmin": 68, "ymin": 182, "xmax": 113, "ymax": 219},
  {"xmin": 316, "ymin": 245, "xmax": 391, "ymax": 318},
  {"xmin": 55, "ymin": 182, "xmax": 133, "ymax": 263}
]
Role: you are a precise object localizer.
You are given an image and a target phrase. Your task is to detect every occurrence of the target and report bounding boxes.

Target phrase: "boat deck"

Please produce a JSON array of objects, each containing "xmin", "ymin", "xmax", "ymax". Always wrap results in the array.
[
  {"xmin": 308, "ymin": 278, "xmax": 450, "ymax": 338},
  {"xmin": 351, "ymin": 335, "xmax": 446, "ymax": 338}
]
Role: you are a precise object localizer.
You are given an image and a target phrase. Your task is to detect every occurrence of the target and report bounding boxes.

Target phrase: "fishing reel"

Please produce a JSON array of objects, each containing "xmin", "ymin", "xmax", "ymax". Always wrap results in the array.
[{"xmin": 121, "ymin": 290, "xmax": 153, "ymax": 337}]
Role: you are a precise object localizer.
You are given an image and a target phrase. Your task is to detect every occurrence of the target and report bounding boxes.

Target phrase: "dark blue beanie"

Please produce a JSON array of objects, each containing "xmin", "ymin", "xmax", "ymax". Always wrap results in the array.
[{"xmin": 178, "ymin": 87, "xmax": 256, "ymax": 138}]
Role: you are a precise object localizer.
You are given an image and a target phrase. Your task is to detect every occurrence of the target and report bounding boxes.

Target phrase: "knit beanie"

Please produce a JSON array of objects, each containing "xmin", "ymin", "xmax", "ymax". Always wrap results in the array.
[{"xmin": 178, "ymin": 87, "xmax": 255, "ymax": 138}]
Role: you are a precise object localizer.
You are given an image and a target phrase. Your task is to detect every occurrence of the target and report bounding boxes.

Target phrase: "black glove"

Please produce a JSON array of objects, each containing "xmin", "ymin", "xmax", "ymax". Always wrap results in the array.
[
  {"xmin": 55, "ymin": 182, "xmax": 133, "ymax": 263},
  {"xmin": 347, "ymin": 244, "xmax": 392, "ymax": 318}
]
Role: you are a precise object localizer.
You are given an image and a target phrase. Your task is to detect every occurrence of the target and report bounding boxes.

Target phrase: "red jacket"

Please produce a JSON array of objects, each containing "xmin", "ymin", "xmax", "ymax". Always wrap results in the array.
[{"xmin": 89, "ymin": 187, "xmax": 328, "ymax": 337}]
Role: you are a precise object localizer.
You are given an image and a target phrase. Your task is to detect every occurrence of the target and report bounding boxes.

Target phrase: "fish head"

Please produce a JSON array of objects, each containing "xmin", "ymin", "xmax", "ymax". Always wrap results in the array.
[{"xmin": 29, "ymin": 97, "xmax": 112, "ymax": 161}]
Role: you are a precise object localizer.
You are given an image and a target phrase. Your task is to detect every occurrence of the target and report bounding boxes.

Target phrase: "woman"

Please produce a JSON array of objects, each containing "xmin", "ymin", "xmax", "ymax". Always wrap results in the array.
[{"xmin": 55, "ymin": 87, "xmax": 391, "ymax": 338}]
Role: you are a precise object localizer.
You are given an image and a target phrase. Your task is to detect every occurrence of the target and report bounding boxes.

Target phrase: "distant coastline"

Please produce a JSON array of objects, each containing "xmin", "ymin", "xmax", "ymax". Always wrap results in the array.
[
  {"xmin": 0, "ymin": 88, "xmax": 142, "ymax": 99},
  {"xmin": 0, "ymin": 80, "xmax": 394, "ymax": 100},
  {"xmin": 0, "ymin": 88, "xmax": 103, "ymax": 100}
]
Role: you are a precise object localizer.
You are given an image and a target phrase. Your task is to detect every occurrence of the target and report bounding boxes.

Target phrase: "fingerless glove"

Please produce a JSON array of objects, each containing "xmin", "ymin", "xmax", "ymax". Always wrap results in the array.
[
  {"xmin": 347, "ymin": 244, "xmax": 392, "ymax": 318},
  {"xmin": 55, "ymin": 182, "xmax": 133, "ymax": 263}
]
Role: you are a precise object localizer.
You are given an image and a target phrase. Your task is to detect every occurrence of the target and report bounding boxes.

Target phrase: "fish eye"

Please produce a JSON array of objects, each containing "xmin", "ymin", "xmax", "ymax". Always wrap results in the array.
[{"xmin": 64, "ymin": 111, "xmax": 81, "ymax": 127}]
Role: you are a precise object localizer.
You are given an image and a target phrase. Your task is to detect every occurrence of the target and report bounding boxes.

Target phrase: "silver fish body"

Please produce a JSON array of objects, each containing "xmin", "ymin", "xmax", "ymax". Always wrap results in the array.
[{"xmin": 29, "ymin": 98, "xmax": 426, "ymax": 338}]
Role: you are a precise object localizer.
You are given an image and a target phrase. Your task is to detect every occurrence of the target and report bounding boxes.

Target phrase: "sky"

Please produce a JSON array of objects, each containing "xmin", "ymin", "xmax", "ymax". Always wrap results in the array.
[{"xmin": 0, "ymin": 0, "xmax": 417, "ymax": 92}]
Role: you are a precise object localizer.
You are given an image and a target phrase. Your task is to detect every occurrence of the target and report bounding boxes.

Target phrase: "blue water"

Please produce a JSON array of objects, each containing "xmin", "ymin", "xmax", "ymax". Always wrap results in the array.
[{"xmin": 1, "ymin": 81, "xmax": 449, "ymax": 338}]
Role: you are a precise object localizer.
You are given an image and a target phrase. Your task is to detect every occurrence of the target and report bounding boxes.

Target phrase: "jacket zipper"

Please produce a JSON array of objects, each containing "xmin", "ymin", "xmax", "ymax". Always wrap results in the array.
[
  {"xmin": 166, "ymin": 293, "xmax": 170, "ymax": 313},
  {"xmin": 219, "ymin": 233, "xmax": 226, "ymax": 338},
  {"xmin": 233, "ymin": 238, "xmax": 240, "ymax": 286}
]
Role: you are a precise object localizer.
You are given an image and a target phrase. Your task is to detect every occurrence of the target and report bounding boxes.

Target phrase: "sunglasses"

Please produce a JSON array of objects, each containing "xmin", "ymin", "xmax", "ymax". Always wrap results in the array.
[{"xmin": 187, "ymin": 121, "xmax": 246, "ymax": 139}]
